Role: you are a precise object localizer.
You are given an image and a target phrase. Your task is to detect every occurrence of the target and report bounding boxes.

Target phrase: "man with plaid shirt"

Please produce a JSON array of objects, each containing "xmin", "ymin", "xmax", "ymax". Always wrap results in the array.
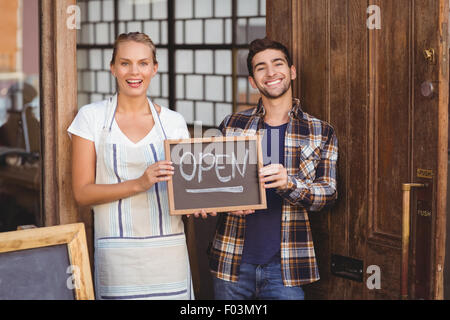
[{"xmin": 208, "ymin": 38, "xmax": 338, "ymax": 300}]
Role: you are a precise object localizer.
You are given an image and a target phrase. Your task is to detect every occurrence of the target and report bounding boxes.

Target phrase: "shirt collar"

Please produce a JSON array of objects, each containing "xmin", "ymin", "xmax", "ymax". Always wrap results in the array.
[{"xmin": 253, "ymin": 97, "xmax": 304, "ymax": 120}]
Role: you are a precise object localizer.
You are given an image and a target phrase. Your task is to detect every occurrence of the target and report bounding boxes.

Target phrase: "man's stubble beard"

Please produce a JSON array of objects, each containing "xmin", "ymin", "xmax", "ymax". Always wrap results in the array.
[{"xmin": 255, "ymin": 80, "xmax": 292, "ymax": 100}]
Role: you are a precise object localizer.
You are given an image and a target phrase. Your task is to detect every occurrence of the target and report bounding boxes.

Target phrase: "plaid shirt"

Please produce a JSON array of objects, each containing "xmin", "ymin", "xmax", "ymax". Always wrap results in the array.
[{"xmin": 208, "ymin": 98, "xmax": 338, "ymax": 287}]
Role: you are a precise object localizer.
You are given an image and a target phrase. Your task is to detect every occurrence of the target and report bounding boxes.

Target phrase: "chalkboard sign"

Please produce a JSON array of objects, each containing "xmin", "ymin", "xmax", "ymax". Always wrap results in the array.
[
  {"xmin": 164, "ymin": 136, "xmax": 267, "ymax": 215},
  {"xmin": 0, "ymin": 223, "xmax": 94, "ymax": 300}
]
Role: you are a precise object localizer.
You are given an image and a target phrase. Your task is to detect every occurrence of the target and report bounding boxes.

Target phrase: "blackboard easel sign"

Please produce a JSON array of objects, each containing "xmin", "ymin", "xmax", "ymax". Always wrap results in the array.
[
  {"xmin": 0, "ymin": 223, "xmax": 94, "ymax": 300},
  {"xmin": 164, "ymin": 136, "xmax": 267, "ymax": 215}
]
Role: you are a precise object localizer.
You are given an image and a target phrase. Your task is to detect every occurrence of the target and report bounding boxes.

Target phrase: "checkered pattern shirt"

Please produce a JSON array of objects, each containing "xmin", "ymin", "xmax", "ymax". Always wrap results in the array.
[{"xmin": 208, "ymin": 98, "xmax": 338, "ymax": 286}]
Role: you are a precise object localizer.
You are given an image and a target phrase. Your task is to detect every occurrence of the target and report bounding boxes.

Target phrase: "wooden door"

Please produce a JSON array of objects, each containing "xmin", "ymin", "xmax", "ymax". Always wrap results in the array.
[{"xmin": 267, "ymin": 0, "xmax": 448, "ymax": 299}]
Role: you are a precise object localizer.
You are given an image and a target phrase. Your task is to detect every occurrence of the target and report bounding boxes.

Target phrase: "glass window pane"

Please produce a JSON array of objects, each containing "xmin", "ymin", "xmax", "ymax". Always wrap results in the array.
[
  {"xmin": 144, "ymin": 21, "xmax": 160, "ymax": 44},
  {"xmin": 176, "ymin": 100, "xmax": 194, "ymax": 124},
  {"xmin": 91, "ymin": 93, "xmax": 104, "ymax": 103},
  {"xmin": 237, "ymin": 49, "xmax": 249, "ymax": 76},
  {"xmin": 215, "ymin": 103, "xmax": 232, "ymax": 126},
  {"xmin": 186, "ymin": 75, "xmax": 203, "ymax": 100},
  {"xmin": 225, "ymin": 76, "xmax": 232, "ymax": 102},
  {"xmin": 175, "ymin": 0, "xmax": 193, "ymax": 19},
  {"xmin": 118, "ymin": 0, "xmax": 133, "ymax": 21},
  {"xmin": 103, "ymin": 49, "xmax": 113, "ymax": 70},
  {"xmin": 77, "ymin": 50, "xmax": 88, "ymax": 70},
  {"xmin": 159, "ymin": 21, "xmax": 167, "ymax": 45},
  {"xmin": 205, "ymin": 76, "xmax": 224, "ymax": 101},
  {"xmin": 127, "ymin": 21, "xmax": 142, "ymax": 33},
  {"xmin": 149, "ymin": 73, "xmax": 161, "ymax": 96},
  {"xmin": 237, "ymin": 77, "xmax": 248, "ymax": 103},
  {"xmin": 103, "ymin": 0, "xmax": 114, "ymax": 21},
  {"xmin": 118, "ymin": 22, "xmax": 126, "ymax": 34},
  {"xmin": 95, "ymin": 23, "xmax": 110, "ymax": 45},
  {"xmin": 78, "ymin": 1, "xmax": 88, "ymax": 23},
  {"xmin": 175, "ymin": 21, "xmax": 184, "ymax": 44},
  {"xmin": 186, "ymin": 20, "xmax": 203, "ymax": 44},
  {"xmin": 85, "ymin": 71, "xmax": 97, "ymax": 92},
  {"xmin": 135, "ymin": 1, "xmax": 151, "ymax": 20},
  {"xmin": 215, "ymin": 0, "xmax": 231, "ymax": 17},
  {"xmin": 156, "ymin": 48, "xmax": 168, "ymax": 73},
  {"xmin": 89, "ymin": 49, "xmax": 102, "ymax": 70},
  {"xmin": 237, "ymin": 0, "xmax": 258, "ymax": 17},
  {"xmin": 195, "ymin": 50, "xmax": 213, "ymax": 74},
  {"xmin": 260, "ymin": 0, "xmax": 266, "ymax": 15},
  {"xmin": 88, "ymin": 1, "xmax": 101, "ymax": 22},
  {"xmin": 237, "ymin": 19, "xmax": 247, "ymax": 44},
  {"xmin": 176, "ymin": 75, "xmax": 184, "ymax": 99},
  {"xmin": 155, "ymin": 98, "xmax": 169, "ymax": 109},
  {"xmin": 97, "ymin": 71, "xmax": 111, "ymax": 93},
  {"xmin": 78, "ymin": 93, "xmax": 89, "ymax": 109},
  {"xmin": 81, "ymin": 23, "xmax": 94, "ymax": 44},
  {"xmin": 195, "ymin": 102, "xmax": 214, "ymax": 126},
  {"xmin": 205, "ymin": 19, "xmax": 223, "ymax": 44},
  {"xmin": 225, "ymin": 19, "xmax": 232, "ymax": 44},
  {"xmin": 248, "ymin": 18, "xmax": 266, "ymax": 42},
  {"xmin": 215, "ymin": 50, "xmax": 231, "ymax": 75},
  {"xmin": 152, "ymin": 0, "xmax": 168, "ymax": 19},
  {"xmin": 176, "ymin": 50, "xmax": 193, "ymax": 73},
  {"xmin": 195, "ymin": 0, "xmax": 212, "ymax": 18},
  {"xmin": 162, "ymin": 74, "xmax": 169, "ymax": 97}
]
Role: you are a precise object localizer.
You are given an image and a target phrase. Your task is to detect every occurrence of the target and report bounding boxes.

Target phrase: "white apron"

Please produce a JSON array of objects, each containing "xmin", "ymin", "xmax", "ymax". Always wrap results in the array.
[{"xmin": 93, "ymin": 94, "xmax": 193, "ymax": 300}]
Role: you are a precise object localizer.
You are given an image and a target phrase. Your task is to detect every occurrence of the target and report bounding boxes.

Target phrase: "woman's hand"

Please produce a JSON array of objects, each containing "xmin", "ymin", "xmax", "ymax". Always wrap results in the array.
[
  {"xmin": 187, "ymin": 209, "xmax": 217, "ymax": 219},
  {"xmin": 137, "ymin": 160, "xmax": 174, "ymax": 191},
  {"xmin": 259, "ymin": 163, "xmax": 288, "ymax": 190}
]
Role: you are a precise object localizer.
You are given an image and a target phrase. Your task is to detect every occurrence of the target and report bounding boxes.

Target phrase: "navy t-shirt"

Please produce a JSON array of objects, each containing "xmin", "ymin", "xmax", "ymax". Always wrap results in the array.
[{"xmin": 241, "ymin": 122, "xmax": 288, "ymax": 265}]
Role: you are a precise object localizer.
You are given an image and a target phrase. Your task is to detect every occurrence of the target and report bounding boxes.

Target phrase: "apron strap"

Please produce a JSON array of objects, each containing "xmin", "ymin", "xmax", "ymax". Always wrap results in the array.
[
  {"xmin": 103, "ymin": 94, "xmax": 118, "ymax": 132},
  {"xmin": 148, "ymin": 98, "xmax": 167, "ymax": 140}
]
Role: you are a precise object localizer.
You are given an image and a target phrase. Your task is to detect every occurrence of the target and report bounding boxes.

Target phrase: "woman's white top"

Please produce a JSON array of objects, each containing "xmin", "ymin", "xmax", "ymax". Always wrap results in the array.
[{"xmin": 67, "ymin": 95, "xmax": 193, "ymax": 300}]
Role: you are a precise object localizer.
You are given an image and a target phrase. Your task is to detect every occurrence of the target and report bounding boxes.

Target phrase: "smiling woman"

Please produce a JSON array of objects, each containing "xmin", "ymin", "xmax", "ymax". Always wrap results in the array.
[
  {"xmin": 67, "ymin": 32, "xmax": 196, "ymax": 300},
  {"xmin": 110, "ymin": 33, "xmax": 158, "ymax": 100}
]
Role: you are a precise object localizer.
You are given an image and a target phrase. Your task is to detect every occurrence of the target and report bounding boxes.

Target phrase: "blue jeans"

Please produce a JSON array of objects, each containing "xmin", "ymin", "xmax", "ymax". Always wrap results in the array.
[{"xmin": 213, "ymin": 261, "xmax": 304, "ymax": 300}]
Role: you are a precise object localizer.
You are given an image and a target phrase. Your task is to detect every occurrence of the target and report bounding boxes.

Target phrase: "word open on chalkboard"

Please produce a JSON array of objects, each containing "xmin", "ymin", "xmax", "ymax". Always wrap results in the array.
[{"xmin": 164, "ymin": 136, "xmax": 267, "ymax": 215}]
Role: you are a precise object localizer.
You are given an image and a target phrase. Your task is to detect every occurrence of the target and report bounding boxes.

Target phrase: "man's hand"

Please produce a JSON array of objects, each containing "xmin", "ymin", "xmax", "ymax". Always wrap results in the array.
[
  {"xmin": 227, "ymin": 209, "xmax": 255, "ymax": 216},
  {"xmin": 259, "ymin": 163, "xmax": 288, "ymax": 190}
]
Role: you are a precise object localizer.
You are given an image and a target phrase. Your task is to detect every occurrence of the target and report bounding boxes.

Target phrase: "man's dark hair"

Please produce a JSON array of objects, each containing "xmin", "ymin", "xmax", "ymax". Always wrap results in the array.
[{"xmin": 247, "ymin": 38, "xmax": 292, "ymax": 77}]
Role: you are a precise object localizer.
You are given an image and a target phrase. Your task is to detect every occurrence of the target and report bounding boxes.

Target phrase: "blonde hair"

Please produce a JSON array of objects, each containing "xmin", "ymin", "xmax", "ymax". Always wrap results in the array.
[{"xmin": 110, "ymin": 32, "xmax": 158, "ymax": 65}]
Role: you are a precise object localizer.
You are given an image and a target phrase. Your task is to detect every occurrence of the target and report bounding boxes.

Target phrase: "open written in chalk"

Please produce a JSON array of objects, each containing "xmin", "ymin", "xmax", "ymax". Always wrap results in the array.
[{"xmin": 164, "ymin": 136, "xmax": 267, "ymax": 215}]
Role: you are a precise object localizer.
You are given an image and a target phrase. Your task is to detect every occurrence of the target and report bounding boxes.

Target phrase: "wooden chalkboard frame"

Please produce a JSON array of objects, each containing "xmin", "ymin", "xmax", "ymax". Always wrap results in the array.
[
  {"xmin": 164, "ymin": 135, "xmax": 267, "ymax": 215},
  {"xmin": 0, "ymin": 223, "xmax": 94, "ymax": 300}
]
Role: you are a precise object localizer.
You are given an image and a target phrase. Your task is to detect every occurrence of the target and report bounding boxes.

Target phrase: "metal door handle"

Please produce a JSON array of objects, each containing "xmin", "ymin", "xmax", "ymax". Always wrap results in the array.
[{"xmin": 401, "ymin": 183, "xmax": 426, "ymax": 299}]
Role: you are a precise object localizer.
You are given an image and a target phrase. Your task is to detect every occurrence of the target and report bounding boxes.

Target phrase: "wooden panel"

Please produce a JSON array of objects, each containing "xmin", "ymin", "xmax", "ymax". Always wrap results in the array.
[
  {"xmin": 411, "ymin": 0, "xmax": 448, "ymax": 299},
  {"xmin": 266, "ymin": 0, "xmax": 293, "ymax": 53},
  {"xmin": 40, "ymin": 0, "xmax": 58, "ymax": 226},
  {"xmin": 435, "ymin": 0, "xmax": 449, "ymax": 299},
  {"xmin": 54, "ymin": 0, "xmax": 79, "ymax": 225},
  {"xmin": 369, "ymin": 0, "xmax": 412, "ymax": 244},
  {"xmin": 267, "ymin": 0, "xmax": 448, "ymax": 299},
  {"xmin": 40, "ymin": 0, "xmax": 93, "ymax": 265},
  {"xmin": 326, "ymin": 0, "xmax": 350, "ymax": 300},
  {"xmin": 347, "ymin": 0, "xmax": 369, "ymax": 299},
  {"xmin": 365, "ymin": 242, "xmax": 401, "ymax": 299}
]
